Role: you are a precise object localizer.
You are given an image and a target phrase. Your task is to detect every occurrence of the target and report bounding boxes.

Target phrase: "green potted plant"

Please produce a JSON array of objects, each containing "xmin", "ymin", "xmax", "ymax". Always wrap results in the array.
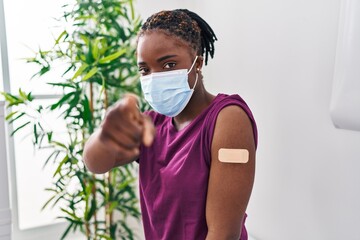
[{"xmin": 1, "ymin": 0, "xmax": 147, "ymax": 239}]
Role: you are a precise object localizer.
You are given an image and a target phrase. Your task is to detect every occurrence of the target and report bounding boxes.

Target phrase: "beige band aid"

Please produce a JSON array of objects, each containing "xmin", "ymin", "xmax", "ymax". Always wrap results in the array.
[{"xmin": 218, "ymin": 148, "xmax": 249, "ymax": 163}]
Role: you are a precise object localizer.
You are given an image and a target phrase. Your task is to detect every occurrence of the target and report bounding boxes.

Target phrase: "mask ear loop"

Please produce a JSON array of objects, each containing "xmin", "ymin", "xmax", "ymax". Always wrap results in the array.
[
  {"xmin": 191, "ymin": 72, "xmax": 199, "ymax": 90},
  {"xmin": 188, "ymin": 56, "xmax": 199, "ymax": 90},
  {"xmin": 187, "ymin": 56, "xmax": 199, "ymax": 74}
]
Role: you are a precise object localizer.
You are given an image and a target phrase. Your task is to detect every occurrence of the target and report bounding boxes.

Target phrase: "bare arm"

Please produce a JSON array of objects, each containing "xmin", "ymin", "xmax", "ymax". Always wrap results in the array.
[
  {"xmin": 206, "ymin": 105, "xmax": 256, "ymax": 240},
  {"xmin": 83, "ymin": 94, "xmax": 155, "ymax": 174}
]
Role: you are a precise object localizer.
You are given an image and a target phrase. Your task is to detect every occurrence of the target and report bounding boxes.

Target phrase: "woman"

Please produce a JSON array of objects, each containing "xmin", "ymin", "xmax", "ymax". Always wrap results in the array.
[{"xmin": 84, "ymin": 9, "xmax": 258, "ymax": 240}]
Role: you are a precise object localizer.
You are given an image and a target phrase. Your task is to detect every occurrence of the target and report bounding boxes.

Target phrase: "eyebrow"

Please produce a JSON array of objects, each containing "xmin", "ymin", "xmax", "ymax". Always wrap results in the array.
[
  {"xmin": 157, "ymin": 54, "xmax": 177, "ymax": 62},
  {"xmin": 137, "ymin": 54, "xmax": 178, "ymax": 65}
]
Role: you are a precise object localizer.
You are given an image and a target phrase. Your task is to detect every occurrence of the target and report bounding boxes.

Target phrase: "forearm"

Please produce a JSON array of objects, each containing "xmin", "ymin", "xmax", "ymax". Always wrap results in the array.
[
  {"xmin": 83, "ymin": 129, "xmax": 136, "ymax": 174},
  {"xmin": 83, "ymin": 129, "xmax": 116, "ymax": 174}
]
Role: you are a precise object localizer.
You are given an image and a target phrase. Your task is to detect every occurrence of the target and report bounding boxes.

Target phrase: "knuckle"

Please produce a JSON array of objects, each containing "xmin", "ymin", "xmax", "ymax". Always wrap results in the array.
[
  {"xmin": 121, "ymin": 102, "xmax": 133, "ymax": 114},
  {"xmin": 101, "ymin": 117, "xmax": 112, "ymax": 131},
  {"xmin": 104, "ymin": 107, "xmax": 117, "ymax": 121},
  {"xmin": 99, "ymin": 127, "xmax": 111, "ymax": 141}
]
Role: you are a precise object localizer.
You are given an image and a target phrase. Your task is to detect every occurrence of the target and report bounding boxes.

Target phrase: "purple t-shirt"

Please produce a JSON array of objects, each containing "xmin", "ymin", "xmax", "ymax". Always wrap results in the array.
[{"xmin": 139, "ymin": 93, "xmax": 258, "ymax": 240}]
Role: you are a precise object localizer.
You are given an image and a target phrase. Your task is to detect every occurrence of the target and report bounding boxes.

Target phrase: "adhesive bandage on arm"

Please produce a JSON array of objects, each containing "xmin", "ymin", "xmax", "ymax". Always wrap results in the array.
[{"xmin": 218, "ymin": 148, "xmax": 249, "ymax": 163}]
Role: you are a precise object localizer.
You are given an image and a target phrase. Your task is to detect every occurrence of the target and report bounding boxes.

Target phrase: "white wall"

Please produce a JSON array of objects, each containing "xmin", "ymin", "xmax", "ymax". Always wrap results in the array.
[{"xmin": 0, "ymin": 101, "xmax": 11, "ymax": 240}]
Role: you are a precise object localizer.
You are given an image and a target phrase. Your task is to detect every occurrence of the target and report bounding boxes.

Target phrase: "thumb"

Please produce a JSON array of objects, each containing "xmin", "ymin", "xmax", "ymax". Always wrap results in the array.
[
  {"xmin": 142, "ymin": 114, "xmax": 156, "ymax": 147},
  {"xmin": 123, "ymin": 93, "xmax": 141, "ymax": 121}
]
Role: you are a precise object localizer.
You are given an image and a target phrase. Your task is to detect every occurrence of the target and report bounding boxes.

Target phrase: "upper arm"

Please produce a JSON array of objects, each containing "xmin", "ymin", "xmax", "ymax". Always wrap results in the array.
[{"xmin": 205, "ymin": 105, "xmax": 256, "ymax": 239}]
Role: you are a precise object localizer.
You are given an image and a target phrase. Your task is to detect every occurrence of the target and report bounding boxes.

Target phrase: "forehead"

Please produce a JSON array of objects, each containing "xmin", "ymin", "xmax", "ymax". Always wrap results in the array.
[{"xmin": 136, "ymin": 31, "xmax": 193, "ymax": 62}]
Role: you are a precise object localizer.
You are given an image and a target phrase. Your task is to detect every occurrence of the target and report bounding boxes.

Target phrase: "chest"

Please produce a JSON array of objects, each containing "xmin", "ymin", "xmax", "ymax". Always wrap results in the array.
[{"xmin": 139, "ymin": 126, "xmax": 210, "ymax": 196}]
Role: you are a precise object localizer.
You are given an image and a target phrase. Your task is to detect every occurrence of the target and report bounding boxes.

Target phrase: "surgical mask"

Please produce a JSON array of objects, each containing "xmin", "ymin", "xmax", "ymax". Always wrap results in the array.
[{"xmin": 140, "ymin": 56, "xmax": 199, "ymax": 117}]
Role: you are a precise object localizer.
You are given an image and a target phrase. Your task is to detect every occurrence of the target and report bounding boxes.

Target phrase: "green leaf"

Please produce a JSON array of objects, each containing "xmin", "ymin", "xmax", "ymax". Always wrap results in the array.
[
  {"xmin": 129, "ymin": 0, "xmax": 135, "ymax": 20},
  {"xmin": 50, "ymin": 91, "xmax": 75, "ymax": 110},
  {"xmin": 107, "ymin": 201, "xmax": 118, "ymax": 213},
  {"xmin": 55, "ymin": 30, "xmax": 67, "ymax": 44},
  {"xmin": 82, "ymin": 67, "xmax": 98, "ymax": 81},
  {"xmin": 1, "ymin": 92, "xmax": 20, "ymax": 105},
  {"xmin": 5, "ymin": 111, "xmax": 18, "ymax": 121},
  {"xmin": 43, "ymin": 149, "xmax": 59, "ymax": 169},
  {"xmin": 41, "ymin": 194, "xmax": 56, "ymax": 210},
  {"xmin": 34, "ymin": 123, "xmax": 38, "ymax": 144},
  {"xmin": 71, "ymin": 63, "xmax": 88, "ymax": 80},
  {"xmin": 98, "ymin": 49, "xmax": 126, "ymax": 64},
  {"xmin": 44, "ymin": 188, "xmax": 57, "ymax": 193},
  {"xmin": 85, "ymin": 197, "xmax": 97, "ymax": 221},
  {"xmin": 79, "ymin": 54, "xmax": 86, "ymax": 62},
  {"xmin": 18, "ymin": 88, "xmax": 28, "ymax": 100},
  {"xmin": 81, "ymin": 96, "xmax": 94, "ymax": 133},
  {"xmin": 47, "ymin": 131, "xmax": 53, "ymax": 142},
  {"xmin": 79, "ymin": 33, "xmax": 90, "ymax": 46},
  {"xmin": 27, "ymin": 92, "xmax": 34, "ymax": 101},
  {"xmin": 96, "ymin": 234, "xmax": 112, "ymax": 240},
  {"xmin": 11, "ymin": 121, "xmax": 30, "ymax": 136},
  {"xmin": 31, "ymin": 65, "xmax": 50, "ymax": 79},
  {"xmin": 51, "ymin": 141, "xmax": 67, "ymax": 149},
  {"xmin": 60, "ymin": 207, "xmax": 79, "ymax": 220},
  {"xmin": 53, "ymin": 155, "xmax": 69, "ymax": 177},
  {"xmin": 47, "ymin": 82, "xmax": 76, "ymax": 88},
  {"xmin": 61, "ymin": 64, "xmax": 75, "ymax": 77},
  {"xmin": 8, "ymin": 112, "xmax": 26, "ymax": 124},
  {"xmin": 121, "ymin": 222, "xmax": 134, "ymax": 239},
  {"xmin": 75, "ymin": 171, "xmax": 86, "ymax": 194},
  {"xmin": 51, "ymin": 192, "xmax": 65, "ymax": 207},
  {"xmin": 92, "ymin": 38, "xmax": 101, "ymax": 60},
  {"xmin": 60, "ymin": 222, "xmax": 73, "ymax": 240}
]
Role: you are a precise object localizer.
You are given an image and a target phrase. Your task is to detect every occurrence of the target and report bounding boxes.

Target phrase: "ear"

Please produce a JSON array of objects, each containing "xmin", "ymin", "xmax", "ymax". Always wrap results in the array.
[{"xmin": 196, "ymin": 56, "xmax": 204, "ymax": 72}]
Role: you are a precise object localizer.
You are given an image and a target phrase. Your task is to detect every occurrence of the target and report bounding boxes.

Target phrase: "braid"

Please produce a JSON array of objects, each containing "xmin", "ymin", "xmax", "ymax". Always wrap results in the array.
[
  {"xmin": 178, "ymin": 9, "xmax": 218, "ymax": 65},
  {"xmin": 139, "ymin": 9, "xmax": 218, "ymax": 65}
]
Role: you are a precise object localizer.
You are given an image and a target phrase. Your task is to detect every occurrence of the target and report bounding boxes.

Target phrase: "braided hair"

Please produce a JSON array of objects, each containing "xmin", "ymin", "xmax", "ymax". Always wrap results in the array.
[{"xmin": 138, "ymin": 9, "xmax": 218, "ymax": 65}]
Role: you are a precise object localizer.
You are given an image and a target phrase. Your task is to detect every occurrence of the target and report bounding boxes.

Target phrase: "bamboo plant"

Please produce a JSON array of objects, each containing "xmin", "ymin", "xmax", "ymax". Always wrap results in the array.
[{"xmin": 1, "ymin": 0, "xmax": 147, "ymax": 239}]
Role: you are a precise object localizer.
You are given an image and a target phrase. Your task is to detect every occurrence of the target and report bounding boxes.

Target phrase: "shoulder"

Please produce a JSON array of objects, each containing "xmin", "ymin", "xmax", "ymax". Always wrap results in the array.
[
  {"xmin": 217, "ymin": 105, "xmax": 251, "ymax": 125},
  {"xmin": 213, "ymin": 105, "xmax": 256, "ymax": 149},
  {"xmin": 210, "ymin": 94, "xmax": 255, "ymax": 120},
  {"xmin": 208, "ymin": 94, "xmax": 258, "ymax": 148}
]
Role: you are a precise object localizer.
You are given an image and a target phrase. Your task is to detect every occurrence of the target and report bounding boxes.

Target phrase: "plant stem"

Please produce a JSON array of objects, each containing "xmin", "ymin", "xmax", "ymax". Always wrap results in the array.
[
  {"xmin": 85, "ymin": 213, "xmax": 91, "ymax": 239},
  {"xmin": 90, "ymin": 82, "xmax": 94, "ymax": 113},
  {"xmin": 89, "ymin": 82, "xmax": 98, "ymax": 239},
  {"xmin": 103, "ymin": 85, "xmax": 109, "ymax": 111},
  {"xmin": 107, "ymin": 171, "xmax": 113, "ymax": 228},
  {"xmin": 103, "ymin": 87, "xmax": 113, "ymax": 235},
  {"xmin": 91, "ymin": 176, "xmax": 98, "ymax": 240}
]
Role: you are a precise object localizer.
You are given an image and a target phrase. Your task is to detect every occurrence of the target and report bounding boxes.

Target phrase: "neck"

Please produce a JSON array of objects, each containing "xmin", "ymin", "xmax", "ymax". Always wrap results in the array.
[{"xmin": 173, "ymin": 82, "xmax": 215, "ymax": 130}]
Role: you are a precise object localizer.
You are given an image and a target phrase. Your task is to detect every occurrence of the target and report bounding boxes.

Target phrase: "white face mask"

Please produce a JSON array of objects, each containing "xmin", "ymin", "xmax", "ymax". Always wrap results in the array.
[{"xmin": 140, "ymin": 56, "xmax": 199, "ymax": 117}]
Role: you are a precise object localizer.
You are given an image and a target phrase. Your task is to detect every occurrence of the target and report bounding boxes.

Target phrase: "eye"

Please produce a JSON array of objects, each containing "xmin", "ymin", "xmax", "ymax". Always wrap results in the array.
[
  {"xmin": 163, "ymin": 62, "xmax": 176, "ymax": 69},
  {"xmin": 138, "ymin": 66, "xmax": 149, "ymax": 76}
]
